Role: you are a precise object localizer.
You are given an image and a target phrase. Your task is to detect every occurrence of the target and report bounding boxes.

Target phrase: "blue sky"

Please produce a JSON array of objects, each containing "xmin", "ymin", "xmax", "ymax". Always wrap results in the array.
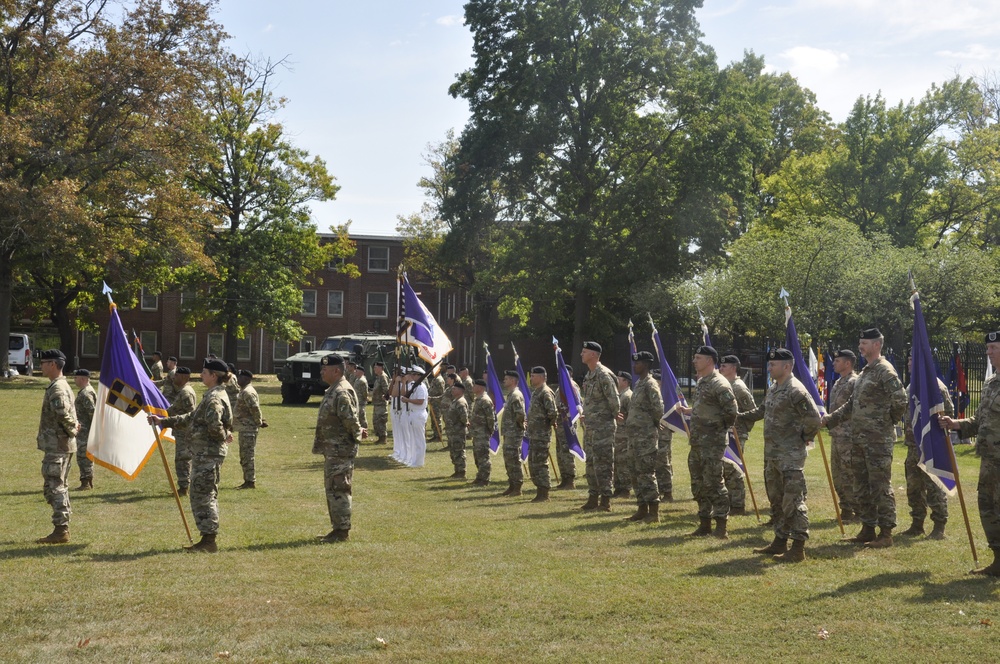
[{"xmin": 214, "ymin": 0, "xmax": 1000, "ymax": 237}]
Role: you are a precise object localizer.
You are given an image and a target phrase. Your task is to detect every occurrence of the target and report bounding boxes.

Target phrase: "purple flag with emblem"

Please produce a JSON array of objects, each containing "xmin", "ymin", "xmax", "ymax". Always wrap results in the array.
[
  {"xmin": 398, "ymin": 272, "xmax": 453, "ymax": 368},
  {"xmin": 484, "ymin": 343, "xmax": 505, "ymax": 454},
  {"xmin": 511, "ymin": 343, "xmax": 532, "ymax": 463},
  {"xmin": 782, "ymin": 301, "xmax": 826, "ymax": 417},
  {"xmin": 649, "ymin": 316, "xmax": 688, "ymax": 436},
  {"xmin": 553, "ymin": 337, "xmax": 586, "ymax": 461}
]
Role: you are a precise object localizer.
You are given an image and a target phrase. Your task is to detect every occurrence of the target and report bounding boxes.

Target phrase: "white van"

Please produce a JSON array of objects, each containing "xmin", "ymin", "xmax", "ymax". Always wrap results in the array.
[{"xmin": 8, "ymin": 334, "xmax": 33, "ymax": 375}]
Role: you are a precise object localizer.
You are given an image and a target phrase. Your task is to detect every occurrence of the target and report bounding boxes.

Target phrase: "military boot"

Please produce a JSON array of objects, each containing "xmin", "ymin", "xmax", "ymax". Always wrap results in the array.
[
  {"xmin": 774, "ymin": 539, "xmax": 805, "ymax": 563},
  {"xmin": 612, "ymin": 487, "xmax": 631, "ymax": 499},
  {"xmin": 713, "ymin": 517, "xmax": 729, "ymax": 540},
  {"xmin": 36, "ymin": 525, "xmax": 70, "ymax": 544},
  {"xmin": 556, "ymin": 478, "xmax": 576, "ymax": 490},
  {"xmin": 320, "ymin": 529, "xmax": 349, "ymax": 544},
  {"xmin": 531, "ymin": 487, "xmax": 550, "ymax": 503},
  {"xmin": 689, "ymin": 517, "xmax": 713, "ymax": 537},
  {"xmin": 236, "ymin": 481, "xmax": 256, "ymax": 490},
  {"xmin": 839, "ymin": 508, "xmax": 857, "ymax": 523},
  {"xmin": 626, "ymin": 503, "xmax": 649, "ymax": 522},
  {"xmin": 76, "ymin": 478, "xmax": 93, "ymax": 491},
  {"xmin": 865, "ymin": 527, "xmax": 893, "ymax": 548},
  {"xmin": 581, "ymin": 494, "xmax": 600, "ymax": 511},
  {"xmin": 729, "ymin": 506, "xmax": 747, "ymax": 516},
  {"xmin": 928, "ymin": 521, "xmax": 947, "ymax": 540},
  {"xmin": 184, "ymin": 533, "xmax": 218, "ymax": 553},
  {"xmin": 643, "ymin": 502, "xmax": 660, "ymax": 524},
  {"xmin": 178, "ymin": 487, "xmax": 188, "ymax": 497},
  {"xmin": 900, "ymin": 519, "xmax": 925, "ymax": 537},
  {"xmin": 754, "ymin": 536, "xmax": 788, "ymax": 555},
  {"xmin": 845, "ymin": 524, "xmax": 876, "ymax": 543},
  {"xmin": 661, "ymin": 491, "xmax": 674, "ymax": 502},
  {"xmin": 501, "ymin": 483, "xmax": 516, "ymax": 496},
  {"xmin": 471, "ymin": 478, "xmax": 489, "ymax": 487},
  {"xmin": 450, "ymin": 470, "xmax": 466, "ymax": 479},
  {"xmin": 598, "ymin": 495, "xmax": 612, "ymax": 512},
  {"xmin": 971, "ymin": 548, "xmax": 1000, "ymax": 576}
]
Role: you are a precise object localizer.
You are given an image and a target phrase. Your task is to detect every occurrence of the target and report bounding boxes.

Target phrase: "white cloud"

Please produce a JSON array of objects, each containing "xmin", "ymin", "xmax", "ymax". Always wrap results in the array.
[
  {"xmin": 806, "ymin": 0, "xmax": 1000, "ymax": 38},
  {"xmin": 263, "ymin": 23, "xmax": 273, "ymax": 33},
  {"xmin": 779, "ymin": 46, "xmax": 849, "ymax": 74},
  {"xmin": 435, "ymin": 15, "xmax": 463, "ymax": 27},
  {"xmin": 936, "ymin": 43, "xmax": 1000, "ymax": 61}
]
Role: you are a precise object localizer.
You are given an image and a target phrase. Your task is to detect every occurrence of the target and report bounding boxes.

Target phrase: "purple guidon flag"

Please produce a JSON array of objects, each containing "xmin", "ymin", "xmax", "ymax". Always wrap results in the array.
[
  {"xmin": 553, "ymin": 337, "xmax": 585, "ymax": 461},
  {"xmin": 398, "ymin": 272, "xmax": 453, "ymax": 369},
  {"xmin": 649, "ymin": 316, "xmax": 688, "ymax": 436},
  {"xmin": 511, "ymin": 343, "xmax": 532, "ymax": 463},
  {"xmin": 484, "ymin": 343, "xmax": 506, "ymax": 454}
]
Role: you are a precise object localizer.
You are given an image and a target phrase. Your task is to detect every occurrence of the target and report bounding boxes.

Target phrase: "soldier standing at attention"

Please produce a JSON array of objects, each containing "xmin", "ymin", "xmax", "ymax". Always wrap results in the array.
[
  {"xmin": 652, "ymin": 370, "xmax": 674, "ymax": 502},
  {"xmin": 678, "ymin": 346, "xmax": 738, "ymax": 538},
  {"xmin": 739, "ymin": 349, "xmax": 822, "ymax": 562},
  {"xmin": 469, "ymin": 379, "xmax": 496, "ymax": 486},
  {"xmin": 553, "ymin": 377, "xmax": 580, "ymax": 490},
  {"xmin": 828, "ymin": 350, "xmax": 861, "ymax": 523},
  {"xmin": 149, "ymin": 358, "xmax": 233, "ymax": 553},
  {"xmin": 526, "ymin": 366, "xmax": 559, "ymax": 503},
  {"xmin": 445, "ymin": 381, "xmax": 470, "ymax": 478},
  {"xmin": 624, "ymin": 352, "xmax": 664, "ymax": 523},
  {"xmin": 439, "ymin": 371, "xmax": 457, "ymax": 448},
  {"xmin": 168, "ymin": 367, "xmax": 197, "ymax": 496},
  {"xmin": 370, "ymin": 361, "xmax": 390, "ymax": 444},
  {"xmin": 35, "ymin": 349, "xmax": 79, "ymax": 544},
  {"xmin": 353, "ymin": 364, "xmax": 370, "ymax": 431},
  {"xmin": 310, "ymin": 354, "xmax": 365, "ymax": 543},
  {"xmin": 234, "ymin": 369, "xmax": 265, "ymax": 490},
  {"xmin": 426, "ymin": 368, "xmax": 446, "ymax": 442},
  {"xmin": 459, "ymin": 367, "xmax": 475, "ymax": 397},
  {"xmin": 579, "ymin": 341, "xmax": 620, "ymax": 512},
  {"xmin": 224, "ymin": 363, "xmax": 241, "ymax": 405},
  {"xmin": 940, "ymin": 331, "xmax": 1000, "ymax": 575},
  {"xmin": 72, "ymin": 368, "xmax": 97, "ymax": 491},
  {"xmin": 158, "ymin": 356, "xmax": 179, "ymax": 403},
  {"xmin": 822, "ymin": 328, "xmax": 907, "ymax": 549},
  {"xmin": 719, "ymin": 356, "xmax": 756, "ymax": 516},
  {"xmin": 613, "ymin": 371, "xmax": 634, "ymax": 499},
  {"xmin": 346, "ymin": 359, "xmax": 359, "ymax": 391},
  {"xmin": 150, "ymin": 350, "xmax": 164, "ymax": 381},
  {"xmin": 501, "ymin": 370, "xmax": 527, "ymax": 497}
]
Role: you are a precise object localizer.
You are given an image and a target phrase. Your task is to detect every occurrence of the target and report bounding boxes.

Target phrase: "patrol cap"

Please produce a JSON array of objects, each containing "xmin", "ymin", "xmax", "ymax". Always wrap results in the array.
[
  {"xmin": 73, "ymin": 368, "xmax": 91, "ymax": 377},
  {"xmin": 860, "ymin": 327, "xmax": 882, "ymax": 340},
  {"xmin": 474, "ymin": 378, "xmax": 487, "ymax": 387},
  {"xmin": 503, "ymin": 369, "xmax": 519, "ymax": 378},
  {"xmin": 768, "ymin": 348, "xmax": 794, "ymax": 361},
  {"xmin": 694, "ymin": 345, "xmax": 719, "ymax": 362},
  {"xmin": 582, "ymin": 341, "xmax": 602, "ymax": 353},
  {"xmin": 720, "ymin": 355, "xmax": 740, "ymax": 367},
  {"xmin": 632, "ymin": 351, "xmax": 655, "ymax": 363},
  {"xmin": 986, "ymin": 331, "xmax": 1000, "ymax": 344},
  {"xmin": 168, "ymin": 356, "xmax": 177, "ymax": 363},
  {"xmin": 833, "ymin": 349, "xmax": 857, "ymax": 361},
  {"xmin": 237, "ymin": 369, "xmax": 254, "ymax": 378},
  {"xmin": 320, "ymin": 354, "xmax": 344, "ymax": 367},
  {"xmin": 204, "ymin": 358, "xmax": 229, "ymax": 372},
  {"xmin": 39, "ymin": 349, "xmax": 66, "ymax": 361},
  {"xmin": 616, "ymin": 370, "xmax": 632, "ymax": 381},
  {"xmin": 530, "ymin": 366, "xmax": 547, "ymax": 375},
  {"xmin": 175, "ymin": 366, "xmax": 191, "ymax": 375},
  {"xmin": 451, "ymin": 381, "xmax": 466, "ymax": 391}
]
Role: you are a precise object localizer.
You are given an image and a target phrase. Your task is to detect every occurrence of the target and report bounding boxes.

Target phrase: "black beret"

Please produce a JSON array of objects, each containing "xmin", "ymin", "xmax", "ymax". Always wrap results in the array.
[
  {"xmin": 474, "ymin": 378, "xmax": 487, "ymax": 387},
  {"xmin": 39, "ymin": 349, "xmax": 66, "ymax": 361},
  {"xmin": 175, "ymin": 366, "xmax": 191, "ymax": 375},
  {"xmin": 374, "ymin": 361, "xmax": 385, "ymax": 368},
  {"xmin": 73, "ymin": 368, "xmax": 90, "ymax": 377},
  {"xmin": 530, "ymin": 366, "xmax": 547, "ymax": 375},
  {"xmin": 720, "ymin": 355, "xmax": 740, "ymax": 367},
  {"xmin": 226, "ymin": 362, "xmax": 236, "ymax": 372},
  {"xmin": 204, "ymin": 358, "xmax": 229, "ymax": 372},
  {"xmin": 768, "ymin": 348, "xmax": 794, "ymax": 361},
  {"xmin": 986, "ymin": 331, "xmax": 1000, "ymax": 344},
  {"xmin": 632, "ymin": 351, "xmax": 655, "ymax": 363},
  {"xmin": 582, "ymin": 341, "xmax": 602, "ymax": 353},
  {"xmin": 446, "ymin": 364, "xmax": 456, "ymax": 371},
  {"xmin": 237, "ymin": 369, "xmax": 253, "ymax": 378},
  {"xmin": 694, "ymin": 345, "xmax": 719, "ymax": 361},
  {"xmin": 168, "ymin": 356, "xmax": 177, "ymax": 362},
  {"xmin": 833, "ymin": 349, "xmax": 857, "ymax": 361},
  {"xmin": 860, "ymin": 328, "xmax": 882, "ymax": 340},
  {"xmin": 616, "ymin": 370, "xmax": 632, "ymax": 381},
  {"xmin": 503, "ymin": 369, "xmax": 519, "ymax": 378},
  {"xmin": 153, "ymin": 350, "xmax": 162, "ymax": 357},
  {"xmin": 347, "ymin": 358, "xmax": 358, "ymax": 366},
  {"xmin": 320, "ymin": 354, "xmax": 344, "ymax": 366},
  {"xmin": 452, "ymin": 381, "xmax": 466, "ymax": 390}
]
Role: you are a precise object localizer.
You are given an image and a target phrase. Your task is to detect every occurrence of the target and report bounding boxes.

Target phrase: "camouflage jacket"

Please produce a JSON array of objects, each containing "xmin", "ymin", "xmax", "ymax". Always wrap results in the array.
[
  {"xmin": 501, "ymin": 387, "xmax": 526, "ymax": 441},
  {"xmin": 150, "ymin": 360, "xmax": 164, "ymax": 381},
  {"xmin": 224, "ymin": 374, "xmax": 241, "ymax": 404},
  {"xmin": 439, "ymin": 386, "xmax": 454, "ymax": 419},
  {"xmin": 904, "ymin": 378, "xmax": 953, "ymax": 446},
  {"xmin": 371, "ymin": 373, "xmax": 390, "ymax": 410},
  {"xmin": 470, "ymin": 392, "xmax": 496, "ymax": 441},
  {"xmin": 626, "ymin": 375, "xmax": 664, "ymax": 438},
  {"xmin": 75, "ymin": 384, "xmax": 97, "ymax": 441},
  {"xmin": 958, "ymin": 374, "xmax": 1000, "ymax": 446},
  {"xmin": 312, "ymin": 376, "xmax": 361, "ymax": 458},
  {"xmin": 825, "ymin": 357, "xmax": 906, "ymax": 438},
  {"xmin": 234, "ymin": 384, "xmax": 263, "ymax": 432},
  {"xmin": 445, "ymin": 396, "xmax": 469, "ymax": 438},
  {"xmin": 159, "ymin": 371, "xmax": 179, "ymax": 403},
  {"xmin": 354, "ymin": 375, "xmax": 370, "ymax": 405},
  {"xmin": 689, "ymin": 370, "xmax": 738, "ymax": 447},
  {"xmin": 581, "ymin": 362, "xmax": 620, "ymax": 432},
  {"xmin": 527, "ymin": 384, "xmax": 558, "ymax": 441},
  {"xmin": 462, "ymin": 375, "xmax": 475, "ymax": 396},
  {"xmin": 37, "ymin": 376, "xmax": 78, "ymax": 453},
  {"xmin": 616, "ymin": 387, "xmax": 633, "ymax": 441},
  {"xmin": 739, "ymin": 376, "xmax": 821, "ymax": 465},
  {"xmin": 168, "ymin": 384, "xmax": 198, "ymax": 433},
  {"xmin": 827, "ymin": 372, "xmax": 858, "ymax": 440},
  {"xmin": 163, "ymin": 384, "xmax": 232, "ymax": 456},
  {"xmin": 729, "ymin": 377, "xmax": 756, "ymax": 441}
]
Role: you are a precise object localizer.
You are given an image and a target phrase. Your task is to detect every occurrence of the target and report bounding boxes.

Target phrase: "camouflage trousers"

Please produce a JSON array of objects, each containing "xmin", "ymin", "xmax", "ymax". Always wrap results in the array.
[
  {"xmin": 191, "ymin": 454, "xmax": 223, "ymax": 535},
  {"xmin": 830, "ymin": 436, "xmax": 859, "ymax": 514},
  {"xmin": 764, "ymin": 460, "xmax": 809, "ymax": 541},
  {"xmin": 373, "ymin": 407, "xmax": 388, "ymax": 441},
  {"xmin": 42, "ymin": 452, "xmax": 73, "ymax": 527},
  {"xmin": 358, "ymin": 404, "xmax": 368, "ymax": 430},
  {"xmin": 978, "ymin": 451, "xmax": 1000, "ymax": 549},
  {"xmin": 852, "ymin": 438, "xmax": 896, "ymax": 529},
  {"xmin": 502, "ymin": 438, "xmax": 524, "ymax": 486},
  {"xmin": 614, "ymin": 433, "xmax": 632, "ymax": 492},
  {"xmin": 238, "ymin": 431, "xmax": 257, "ymax": 484},
  {"xmin": 628, "ymin": 432, "xmax": 659, "ymax": 504},
  {"xmin": 174, "ymin": 433, "xmax": 193, "ymax": 491},
  {"xmin": 688, "ymin": 444, "xmax": 729, "ymax": 518},
  {"xmin": 528, "ymin": 436, "xmax": 551, "ymax": 489},
  {"xmin": 324, "ymin": 455, "xmax": 354, "ymax": 531},
  {"xmin": 656, "ymin": 437, "xmax": 673, "ymax": 495},
  {"xmin": 472, "ymin": 436, "xmax": 492, "ymax": 483},
  {"xmin": 723, "ymin": 437, "xmax": 746, "ymax": 510},
  {"xmin": 554, "ymin": 423, "xmax": 576, "ymax": 480},
  {"xmin": 428, "ymin": 403, "xmax": 444, "ymax": 440},
  {"xmin": 447, "ymin": 430, "xmax": 466, "ymax": 474},
  {"xmin": 76, "ymin": 433, "xmax": 93, "ymax": 481},
  {"xmin": 904, "ymin": 443, "xmax": 948, "ymax": 525},
  {"xmin": 584, "ymin": 425, "xmax": 616, "ymax": 498}
]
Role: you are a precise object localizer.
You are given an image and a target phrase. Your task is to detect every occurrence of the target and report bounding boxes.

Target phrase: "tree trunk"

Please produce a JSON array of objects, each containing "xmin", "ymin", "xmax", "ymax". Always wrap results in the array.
[
  {"xmin": 0, "ymin": 250, "xmax": 13, "ymax": 376},
  {"xmin": 223, "ymin": 312, "xmax": 239, "ymax": 365},
  {"xmin": 52, "ymin": 294, "xmax": 78, "ymax": 372},
  {"xmin": 570, "ymin": 287, "xmax": 592, "ymax": 377}
]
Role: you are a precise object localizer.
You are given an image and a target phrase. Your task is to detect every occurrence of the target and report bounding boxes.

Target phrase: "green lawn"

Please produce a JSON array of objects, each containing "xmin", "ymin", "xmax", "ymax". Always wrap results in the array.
[{"xmin": 1, "ymin": 375, "xmax": 997, "ymax": 663}]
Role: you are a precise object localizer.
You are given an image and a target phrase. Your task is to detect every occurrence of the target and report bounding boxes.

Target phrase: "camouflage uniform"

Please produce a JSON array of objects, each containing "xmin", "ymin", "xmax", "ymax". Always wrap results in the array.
[
  {"xmin": 688, "ymin": 370, "xmax": 738, "ymax": 518},
  {"xmin": 739, "ymin": 376, "xmax": 821, "ymax": 541},
  {"xmin": 581, "ymin": 363, "xmax": 620, "ymax": 499},
  {"xmin": 438, "ymin": 384, "xmax": 454, "ymax": 445},
  {"xmin": 234, "ymin": 383, "xmax": 263, "ymax": 484},
  {"xmin": 37, "ymin": 376, "xmax": 78, "ymax": 528},
  {"xmin": 150, "ymin": 360, "xmax": 164, "ymax": 381},
  {"xmin": 955, "ymin": 374, "xmax": 1000, "ymax": 549},
  {"xmin": 501, "ymin": 387, "xmax": 527, "ymax": 485},
  {"xmin": 74, "ymin": 383, "xmax": 97, "ymax": 483},
  {"xmin": 169, "ymin": 384, "xmax": 197, "ymax": 491},
  {"xmin": 725, "ymin": 376, "xmax": 756, "ymax": 511},
  {"xmin": 626, "ymin": 374, "xmax": 663, "ymax": 505},
  {"xmin": 825, "ymin": 357, "xmax": 907, "ymax": 530},
  {"xmin": 371, "ymin": 372, "xmax": 390, "ymax": 442},
  {"xmin": 827, "ymin": 372, "xmax": 860, "ymax": 516},
  {"xmin": 427, "ymin": 374, "xmax": 446, "ymax": 440},
  {"xmin": 445, "ymin": 394, "xmax": 469, "ymax": 475},
  {"xmin": 470, "ymin": 391, "xmax": 496, "ymax": 483},
  {"xmin": 554, "ymin": 384, "xmax": 579, "ymax": 482},
  {"xmin": 656, "ymin": 428, "xmax": 673, "ymax": 497},
  {"xmin": 903, "ymin": 378, "xmax": 952, "ymax": 527},
  {"xmin": 313, "ymin": 375, "xmax": 361, "ymax": 532},
  {"xmin": 224, "ymin": 373, "xmax": 241, "ymax": 406},
  {"xmin": 527, "ymin": 383, "xmax": 559, "ymax": 489},
  {"xmin": 161, "ymin": 385, "xmax": 232, "ymax": 536},
  {"xmin": 159, "ymin": 370, "xmax": 179, "ymax": 403},
  {"xmin": 615, "ymin": 385, "xmax": 633, "ymax": 493},
  {"xmin": 354, "ymin": 374, "xmax": 370, "ymax": 429}
]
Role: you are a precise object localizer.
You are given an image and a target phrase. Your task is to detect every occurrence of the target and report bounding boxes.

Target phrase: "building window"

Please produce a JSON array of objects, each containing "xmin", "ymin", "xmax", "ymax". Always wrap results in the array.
[
  {"xmin": 179, "ymin": 332, "xmax": 196, "ymax": 359},
  {"xmin": 302, "ymin": 289, "xmax": 317, "ymax": 316},
  {"xmin": 327, "ymin": 256, "xmax": 346, "ymax": 270},
  {"xmin": 80, "ymin": 331, "xmax": 100, "ymax": 357},
  {"xmin": 327, "ymin": 290, "xmax": 344, "ymax": 317},
  {"xmin": 207, "ymin": 333, "xmax": 224, "ymax": 358},
  {"xmin": 139, "ymin": 331, "xmax": 157, "ymax": 356},
  {"xmin": 367, "ymin": 292, "xmax": 389, "ymax": 318},
  {"xmin": 301, "ymin": 336, "xmax": 316, "ymax": 353},
  {"xmin": 368, "ymin": 246, "xmax": 389, "ymax": 272},
  {"xmin": 180, "ymin": 290, "xmax": 196, "ymax": 307},
  {"xmin": 140, "ymin": 288, "xmax": 158, "ymax": 311},
  {"xmin": 236, "ymin": 337, "xmax": 251, "ymax": 362},
  {"xmin": 273, "ymin": 340, "xmax": 289, "ymax": 361}
]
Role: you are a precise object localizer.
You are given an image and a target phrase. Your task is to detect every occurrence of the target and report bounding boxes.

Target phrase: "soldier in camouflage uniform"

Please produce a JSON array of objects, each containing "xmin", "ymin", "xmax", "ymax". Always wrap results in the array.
[
  {"xmin": 940, "ymin": 331, "xmax": 1000, "ymax": 575},
  {"xmin": 35, "ymin": 349, "xmax": 79, "ymax": 544},
  {"xmin": 224, "ymin": 363, "xmax": 241, "ymax": 404},
  {"xmin": 73, "ymin": 368, "xmax": 97, "ymax": 490},
  {"xmin": 526, "ymin": 366, "xmax": 559, "ymax": 502},
  {"xmin": 469, "ymin": 379, "xmax": 496, "ymax": 486},
  {"xmin": 168, "ymin": 368, "xmax": 197, "ymax": 496},
  {"xmin": 459, "ymin": 367, "xmax": 475, "ymax": 398},
  {"xmin": 439, "ymin": 372, "xmax": 457, "ymax": 448},
  {"xmin": 158, "ymin": 356, "xmax": 179, "ymax": 403},
  {"xmin": 370, "ymin": 362, "xmax": 390, "ymax": 444},
  {"xmin": 310, "ymin": 354, "xmax": 365, "ymax": 543},
  {"xmin": 353, "ymin": 364, "xmax": 370, "ymax": 431},
  {"xmin": 739, "ymin": 349, "xmax": 822, "ymax": 562},
  {"xmin": 151, "ymin": 358, "xmax": 233, "ymax": 553},
  {"xmin": 828, "ymin": 350, "xmax": 861, "ymax": 522},
  {"xmin": 579, "ymin": 341, "xmax": 620, "ymax": 512},
  {"xmin": 901, "ymin": 354, "xmax": 953, "ymax": 540},
  {"xmin": 679, "ymin": 346, "xmax": 738, "ymax": 538},
  {"xmin": 501, "ymin": 370, "xmax": 527, "ymax": 496},
  {"xmin": 719, "ymin": 356, "xmax": 756, "ymax": 516},
  {"xmin": 614, "ymin": 371, "xmax": 633, "ymax": 498},
  {"xmin": 624, "ymin": 352, "xmax": 663, "ymax": 523},
  {"xmin": 150, "ymin": 351, "xmax": 164, "ymax": 381},
  {"xmin": 234, "ymin": 369, "xmax": 265, "ymax": 489},
  {"xmin": 445, "ymin": 381, "xmax": 469, "ymax": 478},
  {"xmin": 823, "ymin": 328, "xmax": 907, "ymax": 548},
  {"xmin": 426, "ymin": 369, "xmax": 446, "ymax": 442},
  {"xmin": 553, "ymin": 379, "xmax": 580, "ymax": 489},
  {"xmin": 651, "ymin": 370, "xmax": 674, "ymax": 501}
]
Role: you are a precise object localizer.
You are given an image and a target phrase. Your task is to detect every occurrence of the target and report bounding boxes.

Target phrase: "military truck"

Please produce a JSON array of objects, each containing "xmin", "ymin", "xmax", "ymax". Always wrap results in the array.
[{"xmin": 277, "ymin": 333, "xmax": 398, "ymax": 404}]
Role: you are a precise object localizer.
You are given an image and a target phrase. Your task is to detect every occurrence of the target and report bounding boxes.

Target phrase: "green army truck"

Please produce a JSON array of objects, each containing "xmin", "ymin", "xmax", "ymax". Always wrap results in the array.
[{"xmin": 277, "ymin": 333, "xmax": 398, "ymax": 404}]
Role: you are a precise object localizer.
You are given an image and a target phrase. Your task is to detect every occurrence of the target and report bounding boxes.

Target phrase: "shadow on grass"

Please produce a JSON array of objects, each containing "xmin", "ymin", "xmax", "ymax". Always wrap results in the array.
[
  {"xmin": 811, "ymin": 571, "xmax": 932, "ymax": 599},
  {"xmin": 803, "ymin": 541, "xmax": 863, "ymax": 561},
  {"xmin": 690, "ymin": 556, "xmax": 768, "ymax": 577},
  {"xmin": 0, "ymin": 490, "xmax": 37, "ymax": 497},
  {"xmin": 426, "ymin": 483, "xmax": 473, "ymax": 492},
  {"xmin": 354, "ymin": 456, "xmax": 398, "ymax": 471},
  {"xmin": 243, "ymin": 538, "xmax": 325, "ymax": 552},
  {"xmin": 282, "ymin": 461, "xmax": 324, "ymax": 472},
  {"xmin": 0, "ymin": 543, "xmax": 88, "ymax": 559},
  {"xmin": 519, "ymin": 510, "xmax": 581, "ymax": 520},
  {"xmin": 74, "ymin": 490, "xmax": 161, "ymax": 505},
  {"xmin": 567, "ymin": 519, "xmax": 633, "ymax": 533},
  {"xmin": 911, "ymin": 576, "xmax": 1000, "ymax": 603},
  {"xmin": 82, "ymin": 548, "xmax": 170, "ymax": 562},
  {"xmin": 624, "ymin": 534, "xmax": 690, "ymax": 547}
]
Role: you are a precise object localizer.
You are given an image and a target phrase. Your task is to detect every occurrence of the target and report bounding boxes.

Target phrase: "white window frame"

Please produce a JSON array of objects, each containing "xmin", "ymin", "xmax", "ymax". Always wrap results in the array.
[
  {"xmin": 140, "ymin": 287, "xmax": 158, "ymax": 311},
  {"xmin": 179, "ymin": 332, "xmax": 196, "ymax": 360},
  {"xmin": 273, "ymin": 340, "xmax": 290, "ymax": 361},
  {"xmin": 367, "ymin": 246, "xmax": 390, "ymax": 272},
  {"xmin": 207, "ymin": 333, "xmax": 224, "ymax": 358},
  {"xmin": 79, "ymin": 331, "xmax": 100, "ymax": 358},
  {"xmin": 327, "ymin": 290, "xmax": 344, "ymax": 317},
  {"xmin": 236, "ymin": 336, "xmax": 251, "ymax": 362},
  {"xmin": 301, "ymin": 289, "xmax": 317, "ymax": 316},
  {"xmin": 139, "ymin": 331, "xmax": 157, "ymax": 357},
  {"xmin": 366, "ymin": 292, "xmax": 389, "ymax": 319}
]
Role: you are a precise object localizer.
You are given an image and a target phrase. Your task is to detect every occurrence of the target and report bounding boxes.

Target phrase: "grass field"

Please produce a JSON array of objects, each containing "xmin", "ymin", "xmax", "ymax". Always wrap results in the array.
[{"xmin": 1, "ymin": 375, "xmax": 998, "ymax": 663}]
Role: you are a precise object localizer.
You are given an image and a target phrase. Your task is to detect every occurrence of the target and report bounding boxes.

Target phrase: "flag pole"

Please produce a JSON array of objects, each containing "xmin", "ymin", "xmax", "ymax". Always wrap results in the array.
[
  {"xmin": 946, "ymin": 438, "xmax": 979, "ymax": 569},
  {"xmin": 815, "ymin": 431, "xmax": 845, "ymax": 536},
  {"xmin": 150, "ymin": 423, "xmax": 193, "ymax": 544},
  {"xmin": 548, "ymin": 425, "xmax": 561, "ymax": 485},
  {"xmin": 731, "ymin": 426, "xmax": 760, "ymax": 522}
]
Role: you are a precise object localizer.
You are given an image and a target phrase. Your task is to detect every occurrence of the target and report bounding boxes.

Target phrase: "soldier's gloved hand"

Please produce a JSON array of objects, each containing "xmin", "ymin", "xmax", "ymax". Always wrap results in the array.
[
  {"xmin": 147, "ymin": 414, "xmax": 162, "ymax": 426},
  {"xmin": 225, "ymin": 433, "xmax": 233, "ymax": 444},
  {"xmin": 360, "ymin": 428, "xmax": 368, "ymax": 439}
]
